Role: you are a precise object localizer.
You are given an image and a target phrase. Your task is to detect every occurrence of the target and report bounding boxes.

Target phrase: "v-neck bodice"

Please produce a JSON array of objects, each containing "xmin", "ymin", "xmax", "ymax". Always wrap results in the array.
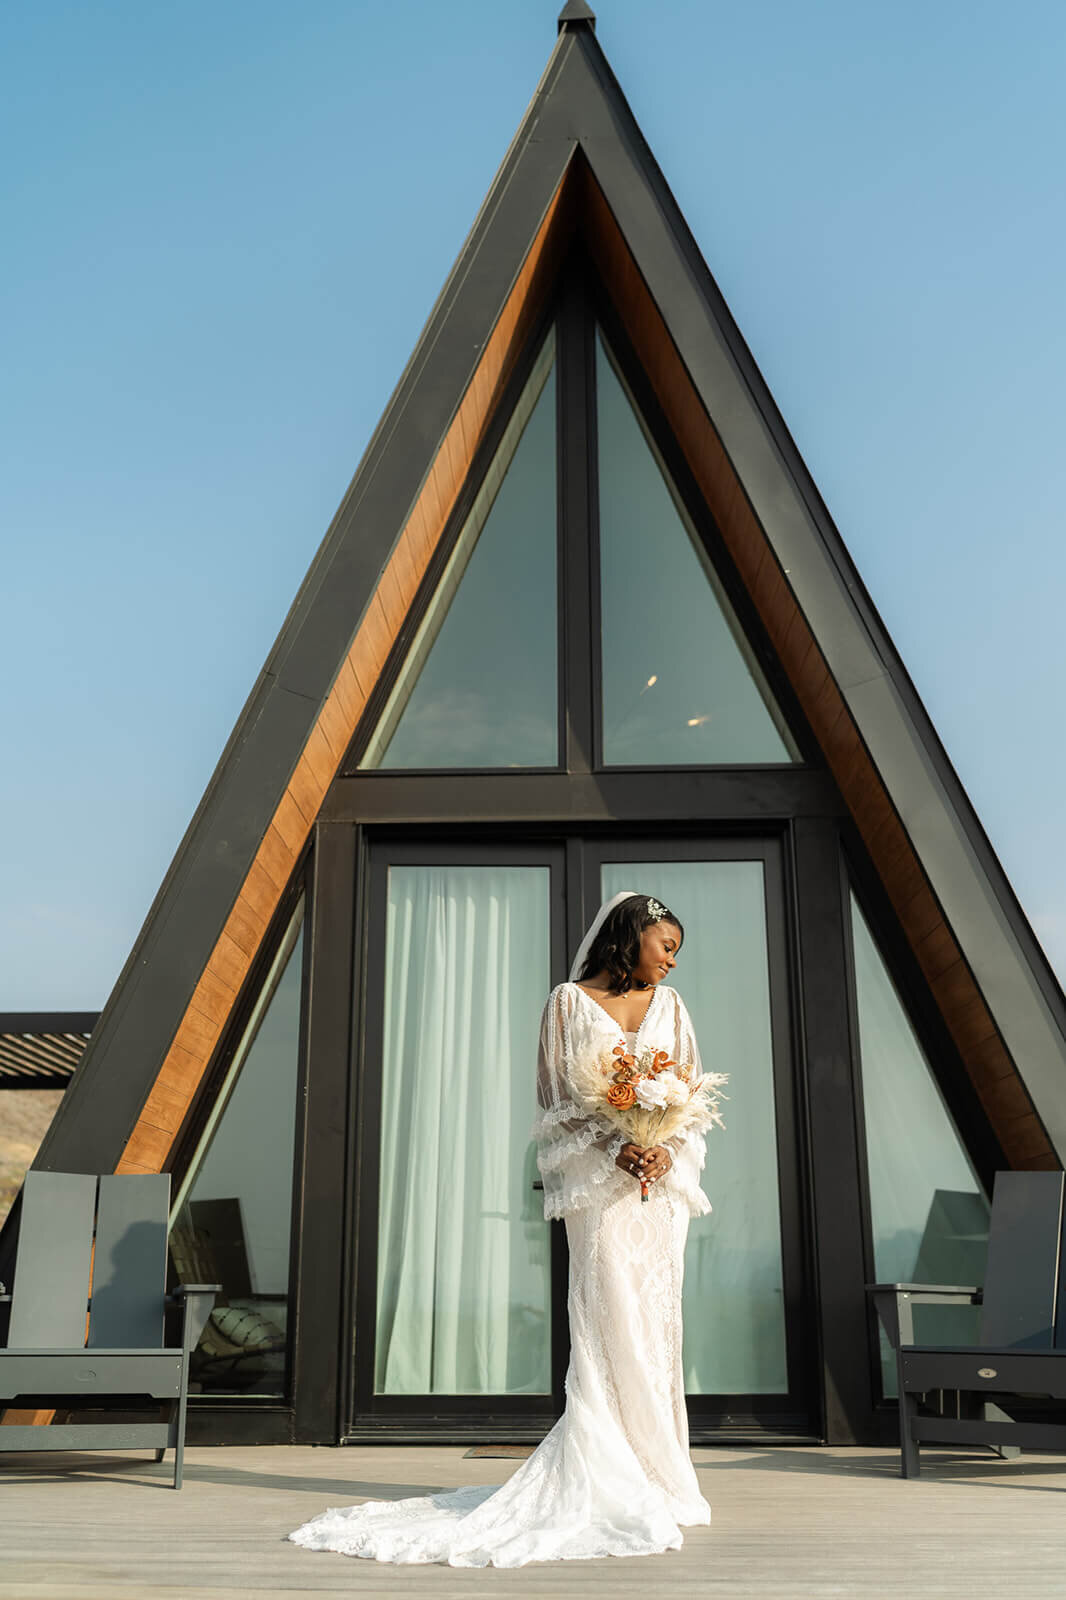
[{"xmin": 569, "ymin": 980, "xmax": 662, "ymax": 1046}]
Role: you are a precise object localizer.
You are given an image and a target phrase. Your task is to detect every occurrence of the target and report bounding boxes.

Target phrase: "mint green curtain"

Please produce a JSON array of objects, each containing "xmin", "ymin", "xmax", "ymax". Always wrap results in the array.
[
  {"xmin": 602, "ymin": 861, "xmax": 789, "ymax": 1394},
  {"xmin": 375, "ymin": 865, "xmax": 552, "ymax": 1394}
]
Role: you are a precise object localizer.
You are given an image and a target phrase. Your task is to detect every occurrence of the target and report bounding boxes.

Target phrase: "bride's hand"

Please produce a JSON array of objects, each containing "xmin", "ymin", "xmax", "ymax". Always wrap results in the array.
[
  {"xmin": 616, "ymin": 1142, "xmax": 644, "ymax": 1179},
  {"xmin": 641, "ymin": 1145, "xmax": 672, "ymax": 1183},
  {"xmin": 615, "ymin": 1143, "xmax": 672, "ymax": 1183}
]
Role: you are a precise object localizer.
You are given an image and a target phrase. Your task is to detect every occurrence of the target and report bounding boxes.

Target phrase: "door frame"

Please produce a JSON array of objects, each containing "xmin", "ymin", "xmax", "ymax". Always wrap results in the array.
[
  {"xmin": 347, "ymin": 835, "xmax": 569, "ymax": 1440},
  {"xmin": 579, "ymin": 833, "xmax": 817, "ymax": 1439},
  {"xmin": 342, "ymin": 824, "xmax": 819, "ymax": 1443}
]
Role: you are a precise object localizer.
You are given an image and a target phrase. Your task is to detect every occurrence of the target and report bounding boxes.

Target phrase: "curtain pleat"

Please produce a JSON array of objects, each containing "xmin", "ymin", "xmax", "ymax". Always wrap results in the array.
[{"xmin": 375, "ymin": 866, "xmax": 552, "ymax": 1395}]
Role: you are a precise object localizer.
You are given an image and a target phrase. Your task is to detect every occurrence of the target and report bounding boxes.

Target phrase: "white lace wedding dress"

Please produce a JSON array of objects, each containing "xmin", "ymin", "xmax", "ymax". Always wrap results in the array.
[{"xmin": 288, "ymin": 980, "xmax": 712, "ymax": 1567}]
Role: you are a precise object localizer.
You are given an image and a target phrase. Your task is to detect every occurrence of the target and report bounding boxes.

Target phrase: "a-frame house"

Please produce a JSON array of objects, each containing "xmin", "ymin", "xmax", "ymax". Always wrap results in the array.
[{"xmin": 5, "ymin": 3, "xmax": 1065, "ymax": 1448}]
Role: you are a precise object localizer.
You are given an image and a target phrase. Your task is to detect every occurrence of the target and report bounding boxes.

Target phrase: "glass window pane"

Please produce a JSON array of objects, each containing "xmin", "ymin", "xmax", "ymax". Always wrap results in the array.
[
  {"xmin": 850, "ymin": 891, "xmax": 989, "ymax": 1395},
  {"xmin": 596, "ymin": 333, "xmax": 800, "ymax": 767},
  {"xmin": 360, "ymin": 338, "xmax": 558, "ymax": 770},
  {"xmin": 602, "ymin": 861, "xmax": 789, "ymax": 1394},
  {"xmin": 375, "ymin": 864, "xmax": 552, "ymax": 1394},
  {"xmin": 169, "ymin": 902, "xmax": 305, "ymax": 1399}
]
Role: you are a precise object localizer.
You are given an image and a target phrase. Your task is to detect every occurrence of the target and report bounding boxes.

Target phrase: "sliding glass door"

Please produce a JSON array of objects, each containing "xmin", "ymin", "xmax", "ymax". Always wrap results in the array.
[
  {"xmin": 352, "ymin": 842, "xmax": 566, "ymax": 1431},
  {"xmin": 594, "ymin": 840, "xmax": 811, "ymax": 1434},
  {"xmin": 351, "ymin": 833, "xmax": 813, "ymax": 1438}
]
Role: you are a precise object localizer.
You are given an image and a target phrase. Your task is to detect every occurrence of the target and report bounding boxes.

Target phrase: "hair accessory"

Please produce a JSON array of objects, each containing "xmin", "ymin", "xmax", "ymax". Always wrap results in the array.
[{"xmin": 646, "ymin": 897, "xmax": 668, "ymax": 923}]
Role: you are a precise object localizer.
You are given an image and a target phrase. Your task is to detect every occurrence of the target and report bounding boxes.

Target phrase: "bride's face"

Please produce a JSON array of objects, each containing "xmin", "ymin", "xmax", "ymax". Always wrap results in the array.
[{"xmin": 632, "ymin": 920, "xmax": 682, "ymax": 987}]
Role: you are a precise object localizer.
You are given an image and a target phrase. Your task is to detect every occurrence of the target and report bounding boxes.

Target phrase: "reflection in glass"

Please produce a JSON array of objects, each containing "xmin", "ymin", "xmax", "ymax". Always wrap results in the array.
[
  {"xmin": 360, "ymin": 337, "xmax": 558, "ymax": 770},
  {"xmin": 596, "ymin": 334, "xmax": 799, "ymax": 767},
  {"xmin": 375, "ymin": 865, "xmax": 552, "ymax": 1394},
  {"xmin": 169, "ymin": 902, "xmax": 305, "ymax": 1398},
  {"xmin": 850, "ymin": 891, "xmax": 989, "ymax": 1395},
  {"xmin": 602, "ymin": 861, "xmax": 789, "ymax": 1394}
]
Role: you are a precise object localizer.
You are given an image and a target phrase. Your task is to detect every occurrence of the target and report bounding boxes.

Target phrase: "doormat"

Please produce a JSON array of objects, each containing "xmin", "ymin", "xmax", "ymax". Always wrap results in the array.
[{"xmin": 463, "ymin": 1445, "xmax": 535, "ymax": 1459}]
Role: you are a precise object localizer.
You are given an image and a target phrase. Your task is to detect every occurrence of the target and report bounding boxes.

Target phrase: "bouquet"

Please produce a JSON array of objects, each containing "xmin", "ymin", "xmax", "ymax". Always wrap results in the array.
[{"xmin": 566, "ymin": 1042, "xmax": 728, "ymax": 1201}]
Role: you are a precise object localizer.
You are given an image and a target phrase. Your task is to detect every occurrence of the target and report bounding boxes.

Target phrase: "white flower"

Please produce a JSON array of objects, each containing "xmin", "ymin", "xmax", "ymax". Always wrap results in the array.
[
  {"xmin": 655, "ymin": 1071, "xmax": 690, "ymax": 1107},
  {"xmin": 634, "ymin": 1075, "xmax": 670, "ymax": 1110}
]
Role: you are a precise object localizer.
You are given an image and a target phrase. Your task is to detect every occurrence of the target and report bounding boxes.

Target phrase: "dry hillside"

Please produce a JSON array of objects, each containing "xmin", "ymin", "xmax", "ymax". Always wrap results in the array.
[{"xmin": 0, "ymin": 1090, "xmax": 64, "ymax": 1227}]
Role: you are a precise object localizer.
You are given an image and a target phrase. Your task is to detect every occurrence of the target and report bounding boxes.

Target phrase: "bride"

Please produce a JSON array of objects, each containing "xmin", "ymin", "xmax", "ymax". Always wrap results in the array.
[{"xmin": 289, "ymin": 889, "xmax": 714, "ymax": 1566}]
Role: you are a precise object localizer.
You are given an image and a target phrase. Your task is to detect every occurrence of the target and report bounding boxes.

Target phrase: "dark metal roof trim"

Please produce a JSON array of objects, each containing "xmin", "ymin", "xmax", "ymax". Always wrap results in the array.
[
  {"xmin": 30, "ymin": 30, "xmax": 580, "ymax": 1176},
  {"xmin": 558, "ymin": 0, "xmax": 596, "ymax": 30},
  {"xmin": 29, "ymin": 12, "xmax": 1066, "ymax": 1178},
  {"xmin": 553, "ymin": 30, "xmax": 1066, "ymax": 1151}
]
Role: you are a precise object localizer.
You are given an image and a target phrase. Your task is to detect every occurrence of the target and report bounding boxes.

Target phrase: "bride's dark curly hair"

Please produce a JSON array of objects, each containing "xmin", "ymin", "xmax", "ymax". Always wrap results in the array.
[{"xmin": 575, "ymin": 894, "xmax": 684, "ymax": 994}]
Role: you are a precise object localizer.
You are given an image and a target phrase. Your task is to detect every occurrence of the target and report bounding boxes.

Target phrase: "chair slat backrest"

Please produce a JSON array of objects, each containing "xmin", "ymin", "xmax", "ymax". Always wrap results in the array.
[
  {"xmin": 9, "ymin": 1171, "xmax": 97, "ymax": 1348},
  {"xmin": 980, "ymin": 1170, "xmax": 1065, "ymax": 1350},
  {"xmin": 87, "ymin": 1174, "xmax": 170, "ymax": 1349}
]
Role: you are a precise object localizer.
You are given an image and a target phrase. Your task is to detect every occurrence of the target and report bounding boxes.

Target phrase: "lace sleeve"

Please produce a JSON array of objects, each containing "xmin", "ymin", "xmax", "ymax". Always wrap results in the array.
[
  {"xmin": 662, "ymin": 988, "xmax": 713, "ymax": 1218},
  {"xmin": 532, "ymin": 985, "xmax": 629, "ymax": 1222}
]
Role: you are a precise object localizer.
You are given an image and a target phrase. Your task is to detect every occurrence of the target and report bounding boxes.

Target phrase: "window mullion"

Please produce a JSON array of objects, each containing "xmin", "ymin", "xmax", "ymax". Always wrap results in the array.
[{"xmin": 557, "ymin": 260, "xmax": 598, "ymax": 773}]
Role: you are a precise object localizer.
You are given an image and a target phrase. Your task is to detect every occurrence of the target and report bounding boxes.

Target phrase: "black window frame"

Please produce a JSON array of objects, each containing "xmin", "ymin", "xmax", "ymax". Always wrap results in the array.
[
  {"xmin": 337, "ymin": 245, "xmax": 822, "ymax": 787},
  {"xmin": 348, "ymin": 834, "xmax": 569, "ymax": 1441},
  {"xmin": 343, "ymin": 823, "xmax": 820, "ymax": 1444}
]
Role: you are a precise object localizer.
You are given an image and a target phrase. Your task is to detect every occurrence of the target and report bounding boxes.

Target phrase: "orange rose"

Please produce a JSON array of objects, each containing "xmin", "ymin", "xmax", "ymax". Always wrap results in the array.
[{"xmin": 606, "ymin": 1081, "xmax": 636, "ymax": 1109}]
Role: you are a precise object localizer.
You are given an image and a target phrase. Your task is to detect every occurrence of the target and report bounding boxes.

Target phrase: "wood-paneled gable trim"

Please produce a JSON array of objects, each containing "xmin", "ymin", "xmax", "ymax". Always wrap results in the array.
[
  {"xmin": 576, "ymin": 162, "xmax": 1055, "ymax": 1171},
  {"xmin": 114, "ymin": 168, "xmax": 578, "ymax": 1178}
]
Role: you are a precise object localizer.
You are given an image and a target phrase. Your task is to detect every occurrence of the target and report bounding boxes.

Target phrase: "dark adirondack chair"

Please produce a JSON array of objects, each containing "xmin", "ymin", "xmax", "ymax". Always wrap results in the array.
[
  {"xmin": 0, "ymin": 1171, "xmax": 218, "ymax": 1488},
  {"xmin": 869, "ymin": 1169, "xmax": 1066, "ymax": 1477}
]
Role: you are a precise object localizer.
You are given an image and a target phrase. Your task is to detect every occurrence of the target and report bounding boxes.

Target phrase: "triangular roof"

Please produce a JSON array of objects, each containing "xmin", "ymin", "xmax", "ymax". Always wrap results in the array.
[{"xmin": 30, "ymin": 7, "xmax": 1066, "ymax": 1184}]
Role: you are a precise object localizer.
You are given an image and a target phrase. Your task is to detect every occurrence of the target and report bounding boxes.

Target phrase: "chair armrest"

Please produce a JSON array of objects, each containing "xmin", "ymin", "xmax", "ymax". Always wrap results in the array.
[
  {"xmin": 867, "ymin": 1283, "xmax": 981, "ymax": 1351},
  {"xmin": 866, "ymin": 1283, "xmax": 981, "ymax": 1297},
  {"xmin": 166, "ymin": 1284, "xmax": 221, "ymax": 1355}
]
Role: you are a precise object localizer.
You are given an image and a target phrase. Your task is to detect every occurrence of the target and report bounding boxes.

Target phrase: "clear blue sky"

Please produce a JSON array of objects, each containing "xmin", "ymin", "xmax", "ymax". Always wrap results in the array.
[{"xmin": 2, "ymin": 1, "xmax": 1065, "ymax": 1008}]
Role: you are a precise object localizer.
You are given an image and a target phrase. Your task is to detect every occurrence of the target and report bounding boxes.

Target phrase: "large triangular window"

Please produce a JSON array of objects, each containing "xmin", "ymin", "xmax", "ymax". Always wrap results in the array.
[
  {"xmin": 596, "ymin": 333, "xmax": 800, "ymax": 767},
  {"xmin": 356, "ymin": 301, "xmax": 807, "ymax": 775},
  {"xmin": 359, "ymin": 337, "xmax": 558, "ymax": 770}
]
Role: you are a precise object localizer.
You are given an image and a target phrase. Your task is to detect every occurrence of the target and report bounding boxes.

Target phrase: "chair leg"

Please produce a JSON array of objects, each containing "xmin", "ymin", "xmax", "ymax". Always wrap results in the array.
[
  {"xmin": 985, "ymin": 1400, "xmax": 1021, "ymax": 1460},
  {"xmin": 154, "ymin": 1448, "xmax": 166, "ymax": 1462},
  {"xmin": 173, "ymin": 1348, "xmax": 191, "ymax": 1489},
  {"xmin": 174, "ymin": 1398, "xmax": 186, "ymax": 1490},
  {"xmin": 900, "ymin": 1390, "xmax": 921, "ymax": 1479},
  {"xmin": 958, "ymin": 1392, "xmax": 1021, "ymax": 1460}
]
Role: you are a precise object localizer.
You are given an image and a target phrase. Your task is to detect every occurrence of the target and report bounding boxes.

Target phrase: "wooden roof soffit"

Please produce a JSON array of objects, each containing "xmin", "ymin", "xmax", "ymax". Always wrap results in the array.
[
  {"xmin": 115, "ymin": 166, "xmax": 579, "ymax": 1178},
  {"xmin": 573, "ymin": 161, "xmax": 1055, "ymax": 1172}
]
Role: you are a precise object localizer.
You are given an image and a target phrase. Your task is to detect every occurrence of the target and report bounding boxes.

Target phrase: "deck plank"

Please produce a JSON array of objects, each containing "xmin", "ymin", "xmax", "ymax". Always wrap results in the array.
[{"xmin": 2, "ymin": 1444, "xmax": 1066, "ymax": 1595}]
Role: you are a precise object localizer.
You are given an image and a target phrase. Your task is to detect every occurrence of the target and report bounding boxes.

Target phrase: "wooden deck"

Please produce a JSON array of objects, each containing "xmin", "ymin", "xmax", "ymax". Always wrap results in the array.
[{"xmin": 2, "ymin": 1443, "xmax": 1065, "ymax": 1597}]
